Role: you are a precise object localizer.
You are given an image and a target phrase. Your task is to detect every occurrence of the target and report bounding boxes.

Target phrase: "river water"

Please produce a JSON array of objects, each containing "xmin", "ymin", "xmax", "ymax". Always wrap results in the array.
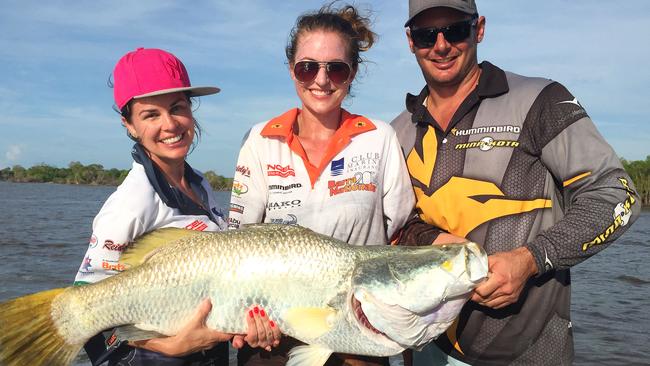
[{"xmin": 0, "ymin": 181, "xmax": 648, "ymax": 365}]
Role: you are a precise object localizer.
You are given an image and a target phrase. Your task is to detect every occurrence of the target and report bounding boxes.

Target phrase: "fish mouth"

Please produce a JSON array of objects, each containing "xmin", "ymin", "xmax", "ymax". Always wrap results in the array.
[{"xmin": 352, "ymin": 296, "xmax": 384, "ymax": 335}]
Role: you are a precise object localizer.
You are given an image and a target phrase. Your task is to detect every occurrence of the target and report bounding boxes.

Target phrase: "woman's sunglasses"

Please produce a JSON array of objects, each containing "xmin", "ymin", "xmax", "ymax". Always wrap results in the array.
[
  {"xmin": 293, "ymin": 61, "xmax": 352, "ymax": 84},
  {"xmin": 409, "ymin": 15, "xmax": 478, "ymax": 49}
]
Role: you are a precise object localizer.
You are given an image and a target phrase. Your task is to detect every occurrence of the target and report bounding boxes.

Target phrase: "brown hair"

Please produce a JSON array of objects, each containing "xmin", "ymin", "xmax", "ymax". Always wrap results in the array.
[{"xmin": 285, "ymin": 2, "xmax": 376, "ymax": 72}]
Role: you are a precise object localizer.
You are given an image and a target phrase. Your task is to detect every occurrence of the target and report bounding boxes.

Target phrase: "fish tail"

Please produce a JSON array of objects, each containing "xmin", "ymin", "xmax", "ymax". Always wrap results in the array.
[{"xmin": 0, "ymin": 288, "xmax": 81, "ymax": 366}]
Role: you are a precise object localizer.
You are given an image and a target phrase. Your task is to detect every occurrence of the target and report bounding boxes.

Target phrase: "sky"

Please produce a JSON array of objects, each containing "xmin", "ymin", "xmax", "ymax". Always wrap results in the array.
[{"xmin": 1, "ymin": 0, "xmax": 649, "ymax": 176}]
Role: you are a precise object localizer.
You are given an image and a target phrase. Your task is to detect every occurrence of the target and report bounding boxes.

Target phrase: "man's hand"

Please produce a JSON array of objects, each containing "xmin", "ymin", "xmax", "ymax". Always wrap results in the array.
[{"xmin": 471, "ymin": 247, "xmax": 538, "ymax": 309}]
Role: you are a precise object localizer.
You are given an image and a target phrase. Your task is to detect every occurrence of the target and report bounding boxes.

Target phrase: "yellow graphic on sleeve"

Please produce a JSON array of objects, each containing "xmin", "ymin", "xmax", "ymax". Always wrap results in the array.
[
  {"xmin": 414, "ymin": 176, "xmax": 552, "ymax": 237},
  {"xmin": 407, "ymin": 125, "xmax": 437, "ymax": 187}
]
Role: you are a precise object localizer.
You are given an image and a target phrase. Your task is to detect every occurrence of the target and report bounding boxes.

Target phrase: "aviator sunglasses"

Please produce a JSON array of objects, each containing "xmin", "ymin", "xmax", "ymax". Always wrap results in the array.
[
  {"xmin": 293, "ymin": 61, "xmax": 352, "ymax": 84},
  {"xmin": 410, "ymin": 14, "xmax": 478, "ymax": 49}
]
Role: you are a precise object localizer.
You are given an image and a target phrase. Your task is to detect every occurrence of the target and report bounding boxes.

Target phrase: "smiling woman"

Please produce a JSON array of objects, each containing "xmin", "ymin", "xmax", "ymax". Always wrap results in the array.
[
  {"xmin": 228, "ymin": 3, "xmax": 416, "ymax": 366},
  {"xmin": 69, "ymin": 48, "xmax": 281, "ymax": 366}
]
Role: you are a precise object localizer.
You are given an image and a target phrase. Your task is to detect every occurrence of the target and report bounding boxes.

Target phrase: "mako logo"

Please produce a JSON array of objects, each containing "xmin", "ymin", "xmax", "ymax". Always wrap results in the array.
[
  {"xmin": 455, "ymin": 137, "xmax": 519, "ymax": 151},
  {"xmin": 267, "ymin": 164, "xmax": 295, "ymax": 178},
  {"xmin": 232, "ymin": 180, "xmax": 249, "ymax": 196},
  {"xmin": 582, "ymin": 178, "xmax": 636, "ymax": 251},
  {"xmin": 451, "ymin": 125, "xmax": 521, "ymax": 137},
  {"xmin": 266, "ymin": 200, "xmax": 302, "ymax": 210}
]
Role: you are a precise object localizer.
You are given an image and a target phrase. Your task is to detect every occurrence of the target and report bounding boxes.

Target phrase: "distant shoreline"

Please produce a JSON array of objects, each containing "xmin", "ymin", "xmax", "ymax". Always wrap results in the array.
[{"xmin": 0, "ymin": 162, "xmax": 233, "ymax": 191}]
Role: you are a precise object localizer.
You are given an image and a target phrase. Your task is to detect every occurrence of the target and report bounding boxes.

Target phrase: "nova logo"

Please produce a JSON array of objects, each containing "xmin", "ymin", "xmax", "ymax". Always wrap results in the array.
[{"xmin": 267, "ymin": 164, "xmax": 295, "ymax": 178}]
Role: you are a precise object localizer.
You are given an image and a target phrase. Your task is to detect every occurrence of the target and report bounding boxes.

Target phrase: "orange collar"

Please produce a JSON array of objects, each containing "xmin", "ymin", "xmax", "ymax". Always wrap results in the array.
[{"xmin": 260, "ymin": 108, "xmax": 376, "ymax": 187}]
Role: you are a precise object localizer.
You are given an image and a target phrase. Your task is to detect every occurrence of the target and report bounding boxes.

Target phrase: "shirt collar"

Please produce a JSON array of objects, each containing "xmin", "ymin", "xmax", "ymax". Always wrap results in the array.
[
  {"xmin": 131, "ymin": 143, "xmax": 214, "ymax": 219},
  {"xmin": 260, "ymin": 108, "xmax": 376, "ymax": 139},
  {"xmin": 405, "ymin": 61, "xmax": 509, "ymax": 117}
]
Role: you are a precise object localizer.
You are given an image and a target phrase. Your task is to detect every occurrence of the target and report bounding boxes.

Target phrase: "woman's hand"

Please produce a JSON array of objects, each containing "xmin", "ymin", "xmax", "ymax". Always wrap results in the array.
[
  {"xmin": 131, "ymin": 298, "xmax": 234, "ymax": 356},
  {"xmin": 232, "ymin": 305, "xmax": 282, "ymax": 351},
  {"xmin": 131, "ymin": 299, "xmax": 282, "ymax": 356}
]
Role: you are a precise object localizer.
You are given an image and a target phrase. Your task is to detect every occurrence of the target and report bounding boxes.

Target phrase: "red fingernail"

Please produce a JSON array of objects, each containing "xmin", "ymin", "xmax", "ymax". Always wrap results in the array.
[
  {"xmin": 269, "ymin": 320, "xmax": 275, "ymax": 328},
  {"xmin": 254, "ymin": 306, "xmax": 259, "ymax": 314},
  {"xmin": 249, "ymin": 310, "xmax": 254, "ymax": 318},
  {"xmin": 260, "ymin": 309, "xmax": 266, "ymax": 317}
]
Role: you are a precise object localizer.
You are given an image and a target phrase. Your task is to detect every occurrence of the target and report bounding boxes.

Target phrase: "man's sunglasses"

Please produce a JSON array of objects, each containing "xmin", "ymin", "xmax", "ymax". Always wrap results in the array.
[
  {"xmin": 293, "ymin": 61, "xmax": 352, "ymax": 84},
  {"xmin": 410, "ymin": 15, "xmax": 478, "ymax": 49}
]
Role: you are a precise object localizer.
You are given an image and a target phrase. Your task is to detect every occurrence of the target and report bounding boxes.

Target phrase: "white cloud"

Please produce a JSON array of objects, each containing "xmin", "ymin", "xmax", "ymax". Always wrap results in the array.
[{"xmin": 5, "ymin": 145, "xmax": 22, "ymax": 162}]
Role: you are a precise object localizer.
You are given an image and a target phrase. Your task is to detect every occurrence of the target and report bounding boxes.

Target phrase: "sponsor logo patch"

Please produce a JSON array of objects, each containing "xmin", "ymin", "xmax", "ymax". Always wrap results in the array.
[
  {"xmin": 228, "ymin": 217, "xmax": 241, "ymax": 229},
  {"xmin": 270, "ymin": 214, "xmax": 298, "ymax": 225},
  {"xmin": 102, "ymin": 260, "xmax": 126, "ymax": 272},
  {"xmin": 347, "ymin": 153, "xmax": 380, "ymax": 172},
  {"xmin": 79, "ymin": 256, "xmax": 93, "ymax": 274},
  {"xmin": 236, "ymin": 165, "xmax": 251, "ymax": 177},
  {"xmin": 89, "ymin": 235, "xmax": 98, "ymax": 248},
  {"xmin": 102, "ymin": 240, "xmax": 128, "ymax": 252},
  {"xmin": 229, "ymin": 203, "xmax": 245, "ymax": 215},
  {"xmin": 266, "ymin": 200, "xmax": 302, "ymax": 210},
  {"xmin": 268, "ymin": 183, "xmax": 302, "ymax": 191},
  {"xmin": 454, "ymin": 137, "xmax": 519, "ymax": 151},
  {"xmin": 451, "ymin": 125, "xmax": 521, "ymax": 137},
  {"xmin": 328, "ymin": 177, "xmax": 377, "ymax": 197},
  {"xmin": 267, "ymin": 164, "xmax": 295, "ymax": 178},
  {"xmin": 185, "ymin": 220, "xmax": 209, "ymax": 231},
  {"xmin": 331, "ymin": 158, "xmax": 344, "ymax": 176},
  {"xmin": 232, "ymin": 180, "xmax": 249, "ymax": 196}
]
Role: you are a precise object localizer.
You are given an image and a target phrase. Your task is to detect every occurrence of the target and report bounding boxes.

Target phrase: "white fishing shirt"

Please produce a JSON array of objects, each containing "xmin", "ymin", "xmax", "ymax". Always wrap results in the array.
[
  {"xmin": 228, "ymin": 108, "xmax": 415, "ymax": 246},
  {"xmin": 74, "ymin": 159, "xmax": 227, "ymax": 285}
]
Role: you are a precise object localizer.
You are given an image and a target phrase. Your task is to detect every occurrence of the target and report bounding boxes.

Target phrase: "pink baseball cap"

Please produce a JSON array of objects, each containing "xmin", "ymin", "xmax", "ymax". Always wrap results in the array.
[{"xmin": 113, "ymin": 47, "xmax": 220, "ymax": 110}]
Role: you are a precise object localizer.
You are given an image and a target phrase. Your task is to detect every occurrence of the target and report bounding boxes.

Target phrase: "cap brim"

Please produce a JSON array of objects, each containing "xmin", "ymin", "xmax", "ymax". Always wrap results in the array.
[{"xmin": 134, "ymin": 86, "xmax": 220, "ymax": 100}]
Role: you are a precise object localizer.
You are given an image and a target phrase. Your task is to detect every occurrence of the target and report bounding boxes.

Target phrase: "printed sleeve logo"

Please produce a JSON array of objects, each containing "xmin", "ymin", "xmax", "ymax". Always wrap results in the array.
[
  {"xmin": 185, "ymin": 220, "xmax": 209, "ymax": 231},
  {"xmin": 582, "ymin": 178, "xmax": 636, "ymax": 251},
  {"xmin": 267, "ymin": 164, "xmax": 295, "ymax": 178},
  {"xmin": 230, "ymin": 203, "xmax": 245, "ymax": 215},
  {"xmin": 236, "ymin": 165, "xmax": 251, "ymax": 177},
  {"xmin": 451, "ymin": 125, "xmax": 520, "ymax": 137},
  {"xmin": 232, "ymin": 180, "xmax": 249, "ymax": 196},
  {"xmin": 103, "ymin": 239, "xmax": 128, "ymax": 252},
  {"xmin": 89, "ymin": 235, "xmax": 98, "ymax": 248}
]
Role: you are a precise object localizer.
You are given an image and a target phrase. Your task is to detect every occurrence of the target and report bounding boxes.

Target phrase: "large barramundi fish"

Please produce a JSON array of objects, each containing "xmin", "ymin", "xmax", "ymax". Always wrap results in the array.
[{"xmin": 0, "ymin": 224, "xmax": 487, "ymax": 366}]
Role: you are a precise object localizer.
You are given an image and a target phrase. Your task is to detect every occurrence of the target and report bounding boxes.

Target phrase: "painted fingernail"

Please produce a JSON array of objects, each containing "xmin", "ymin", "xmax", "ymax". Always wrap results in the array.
[
  {"xmin": 269, "ymin": 320, "xmax": 275, "ymax": 328},
  {"xmin": 254, "ymin": 306, "xmax": 259, "ymax": 314},
  {"xmin": 260, "ymin": 309, "xmax": 266, "ymax": 317},
  {"xmin": 249, "ymin": 310, "xmax": 254, "ymax": 318}
]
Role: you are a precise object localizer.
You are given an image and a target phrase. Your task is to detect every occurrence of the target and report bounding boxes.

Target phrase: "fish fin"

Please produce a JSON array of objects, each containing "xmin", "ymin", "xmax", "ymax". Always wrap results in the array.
[
  {"xmin": 286, "ymin": 345, "xmax": 333, "ymax": 366},
  {"xmin": 284, "ymin": 307, "xmax": 336, "ymax": 340},
  {"xmin": 120, "ymin": 227, "xmax": 204, "ymax": 269},
  {"xmin": 114, "ymin": 324, "xmax": 165, "ymax": 342},
  {"xmin": 0, "ymin": 288, "xmax": 83, "ymax": 366}
]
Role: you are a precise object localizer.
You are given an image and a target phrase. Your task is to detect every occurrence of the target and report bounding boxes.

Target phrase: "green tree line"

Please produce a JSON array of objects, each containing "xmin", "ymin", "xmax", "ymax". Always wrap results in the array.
[
  {"xmin": 0, "ymin": 161, "xmax": 234, "ymax": 191},
  {"xmin": 2, "ymin": 158, "xmax": 650, "ymax": 205}
]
